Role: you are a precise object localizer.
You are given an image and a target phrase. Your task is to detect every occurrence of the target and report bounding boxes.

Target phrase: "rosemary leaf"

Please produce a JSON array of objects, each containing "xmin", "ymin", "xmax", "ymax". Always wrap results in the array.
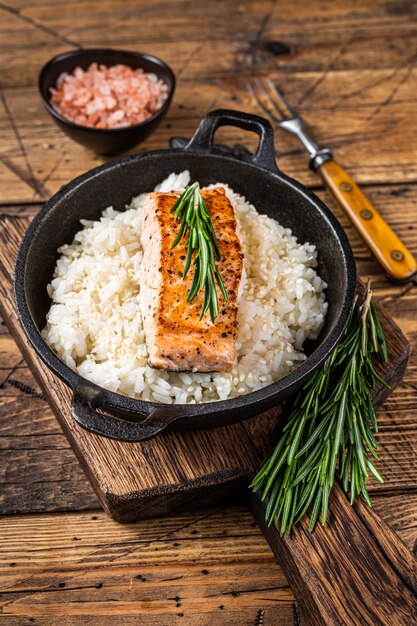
[
  {"xmin": 170, "ymin": 182, "xmax": 228, "ymax": 321},
  {"xmin": 250, "ymin": 281, "xmax": 388, "ymax": 533}
]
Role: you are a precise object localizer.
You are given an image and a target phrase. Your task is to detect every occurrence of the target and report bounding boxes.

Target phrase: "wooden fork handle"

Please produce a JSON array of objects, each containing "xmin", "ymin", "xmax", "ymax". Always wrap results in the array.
[{"xmin": 318, "ymin": 159, "xmax": 417, "ymax": 283}]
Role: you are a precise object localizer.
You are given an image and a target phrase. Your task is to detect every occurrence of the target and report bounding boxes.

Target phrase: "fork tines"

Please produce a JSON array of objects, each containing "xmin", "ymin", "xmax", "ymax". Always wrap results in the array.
[{"xmin": 246, "ymin": 77, "xmax": 296, "ymax": 123}]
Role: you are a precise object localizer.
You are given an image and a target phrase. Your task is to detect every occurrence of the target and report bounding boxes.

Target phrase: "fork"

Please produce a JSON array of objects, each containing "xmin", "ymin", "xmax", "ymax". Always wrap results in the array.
[{"xmin": 246, "ymin": 77, "xmax": 417, "ymax": 283}]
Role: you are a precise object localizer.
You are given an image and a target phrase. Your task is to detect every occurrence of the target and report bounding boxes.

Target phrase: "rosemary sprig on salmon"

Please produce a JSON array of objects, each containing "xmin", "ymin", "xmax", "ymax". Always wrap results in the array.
[{"xmin": 170, "ymin": 182, "xmax": 228, "ymax": 323}]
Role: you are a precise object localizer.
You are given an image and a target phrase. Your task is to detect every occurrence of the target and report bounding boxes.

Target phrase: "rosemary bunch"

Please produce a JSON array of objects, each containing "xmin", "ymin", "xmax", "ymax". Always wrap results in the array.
[
  {"xmin": 170, "ymin": 182, "xmax": 228, "ymax": 323},
  {"xmin": 251, "ymin": 282, "xmax": 389, "ymax": 535}
]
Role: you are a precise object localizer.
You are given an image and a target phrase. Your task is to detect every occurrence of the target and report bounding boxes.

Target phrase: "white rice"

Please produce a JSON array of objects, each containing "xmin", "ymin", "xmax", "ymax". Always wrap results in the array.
[{"xmin": 42, "ymin": 171, "xmax": 328, "ymax": 404}]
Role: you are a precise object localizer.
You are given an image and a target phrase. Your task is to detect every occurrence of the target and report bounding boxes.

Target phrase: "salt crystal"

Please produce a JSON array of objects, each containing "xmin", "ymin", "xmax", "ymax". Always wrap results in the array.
[{"xmin": 49, "ymin": 62, "xmax": 168, "ymax": 129}]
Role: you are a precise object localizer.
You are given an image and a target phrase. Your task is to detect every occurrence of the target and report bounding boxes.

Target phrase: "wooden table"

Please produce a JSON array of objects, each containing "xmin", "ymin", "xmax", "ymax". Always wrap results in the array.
[{"xmin": 1, "ymin": 1, "xmax": 416, "ymax": 624}]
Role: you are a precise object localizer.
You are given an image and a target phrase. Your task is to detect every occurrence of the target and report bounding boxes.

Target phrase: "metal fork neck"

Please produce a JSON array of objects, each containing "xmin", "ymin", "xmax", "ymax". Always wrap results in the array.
[
  {"xmin": 309, "ymin": 148, "xmax": 333, "ymax": 171},
  {"xmin": 279, "ymin": 118, "xmax": 332, "ymax": 171}
]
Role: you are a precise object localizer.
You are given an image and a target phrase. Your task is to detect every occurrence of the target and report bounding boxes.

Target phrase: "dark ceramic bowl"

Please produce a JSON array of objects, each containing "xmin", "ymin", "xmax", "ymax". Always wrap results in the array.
[
  {"xmin": 38, "ymin": 48, "xmax": 176, "ymax": 155},
  {"xmin": 14, "ymin": 109, "xmax": 356, "ymax": 441}
]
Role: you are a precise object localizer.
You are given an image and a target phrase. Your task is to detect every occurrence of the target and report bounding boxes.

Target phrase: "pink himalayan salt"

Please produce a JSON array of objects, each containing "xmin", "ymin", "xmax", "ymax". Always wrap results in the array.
[{"xmin": 50, "ymin": 62, "xmax": 169, "ymax": 129}]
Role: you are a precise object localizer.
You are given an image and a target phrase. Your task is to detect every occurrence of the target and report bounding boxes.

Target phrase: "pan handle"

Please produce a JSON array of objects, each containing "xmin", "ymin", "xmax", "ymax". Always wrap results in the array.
[
  {"xmin": 184, "ymin": 109, "xmax": 279, "ymax": 172},
  {"xmin": 71, "ymin": 385, "xmax": 181, "ymax": 441}
]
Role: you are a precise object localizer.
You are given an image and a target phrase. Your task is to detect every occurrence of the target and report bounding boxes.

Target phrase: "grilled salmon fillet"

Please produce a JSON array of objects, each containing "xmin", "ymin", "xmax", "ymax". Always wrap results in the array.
[{"xmin": 139, "ymin": 187, "xmax": 243, "ymax": 373}]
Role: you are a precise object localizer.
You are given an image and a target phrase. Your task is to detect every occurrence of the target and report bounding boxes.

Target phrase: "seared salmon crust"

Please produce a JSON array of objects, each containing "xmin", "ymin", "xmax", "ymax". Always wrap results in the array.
[{"xmin": 140, "ymin": 187, "xmax": 243, "ymax": 373}]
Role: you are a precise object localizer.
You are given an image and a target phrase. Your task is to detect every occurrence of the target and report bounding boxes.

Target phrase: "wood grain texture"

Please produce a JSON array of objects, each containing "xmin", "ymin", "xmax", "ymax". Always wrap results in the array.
[
  {"xmin": 2, "ymin": 0, "xmax": 417, "ymax": 202},
  {"xmin": 252, "ymin": 487, "xmax": 417, "ymax": 626},
  {"xmin": 0, "ymin": 507, "xmax": 299, "ymax": 626},
  {"xmin": 0, "ymin": 501, "xmax": 415, "ymax": 625}
]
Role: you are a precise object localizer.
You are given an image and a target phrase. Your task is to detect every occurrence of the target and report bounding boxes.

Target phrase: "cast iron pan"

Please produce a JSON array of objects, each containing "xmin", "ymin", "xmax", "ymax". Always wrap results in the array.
[{"xmin": 14, "ymin": 109, "xmax": 356, "ymax": 441}]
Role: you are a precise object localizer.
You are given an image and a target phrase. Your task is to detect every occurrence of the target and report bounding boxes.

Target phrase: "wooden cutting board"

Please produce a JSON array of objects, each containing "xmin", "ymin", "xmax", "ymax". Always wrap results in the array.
[{"xmin": 1, "ymin": 215, "xmax": 416, "ymax": 625}]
